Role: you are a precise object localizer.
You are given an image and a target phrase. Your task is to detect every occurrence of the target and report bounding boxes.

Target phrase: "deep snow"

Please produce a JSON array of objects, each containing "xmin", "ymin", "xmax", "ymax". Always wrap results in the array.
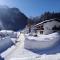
[
  {"xmin": 0, "ymin": 31, "xmax": 60, "ymax": 60},
  {"xmin": 24, "ymin": 32, "xmax": 60, "ymax": 50},
  {"xmin": 0, "ymin": 30, "xmax": 19, "ymax": 54}
]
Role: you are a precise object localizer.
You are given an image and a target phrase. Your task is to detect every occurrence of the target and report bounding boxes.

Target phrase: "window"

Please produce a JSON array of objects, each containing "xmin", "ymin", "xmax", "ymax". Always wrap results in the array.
[{"xmin": 40, "ymin": 31, "xmax": 43, "ymax": 34}]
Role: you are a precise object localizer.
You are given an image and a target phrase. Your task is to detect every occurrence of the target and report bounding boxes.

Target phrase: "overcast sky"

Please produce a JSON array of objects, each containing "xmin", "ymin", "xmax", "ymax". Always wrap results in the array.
[{"xmin": 0, "ymin": 0, "xmax": 60, "ymax": 17}]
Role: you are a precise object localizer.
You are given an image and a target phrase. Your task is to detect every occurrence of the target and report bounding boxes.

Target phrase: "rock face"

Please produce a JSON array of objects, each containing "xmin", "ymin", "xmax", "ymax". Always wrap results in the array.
[{"xmin": 0, "ymin": 6, "xmax": 27, "ymax": 31}]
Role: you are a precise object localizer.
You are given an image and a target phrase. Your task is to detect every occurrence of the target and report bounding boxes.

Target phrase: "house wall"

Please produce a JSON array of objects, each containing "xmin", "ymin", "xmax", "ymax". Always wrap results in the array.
[
  {"xmin": 37, "ymin": 30, "xmax": 40, "ymax": 35},
  {"xmin": 43, "ymin": 21, "xmax": 60, "ymax": 34}
]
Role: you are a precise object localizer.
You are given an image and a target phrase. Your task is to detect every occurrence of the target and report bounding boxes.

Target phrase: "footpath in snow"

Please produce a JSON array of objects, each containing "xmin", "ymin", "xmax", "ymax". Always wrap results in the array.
[
  {"xmin": 3, "ymin": 33, "xmax": 39, "ymax": 60},
  {"xmin": 1, "ymin": 32, "xmax": 60, "ymax": 60}
]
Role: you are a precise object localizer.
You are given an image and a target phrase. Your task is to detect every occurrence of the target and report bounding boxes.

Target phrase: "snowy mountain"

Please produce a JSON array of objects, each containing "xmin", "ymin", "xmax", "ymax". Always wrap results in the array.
[{"xmin": 0, "ymin": 6, "xmax": 27, "ymax": 31}]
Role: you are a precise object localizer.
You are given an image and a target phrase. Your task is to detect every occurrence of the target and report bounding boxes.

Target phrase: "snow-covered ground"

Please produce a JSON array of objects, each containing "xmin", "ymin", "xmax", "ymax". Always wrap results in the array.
[
  {"xmin": 0, "ymin": 30, "xmax": 19, "ymax": 55},
  {"xmin": 0, "ymin": 31, "xmax": 60, "ymax": 60},
  {"xmin": 24, "ymin": 32, "xmax": 60, "ymax": 49},
  {"xmin": 0, "ymin": 37, "xmax": 15, "ymax": 53},
  {"xmin": 0, "ymin": 30, "xmax": 19, "ymax": 54},
  {"xmin": 2, "ymin": 33, "xmax": 40, "ymax": 60},
  {"xmin": 0, "ymin": 30, "xmax": 18, "ymax": 38}
]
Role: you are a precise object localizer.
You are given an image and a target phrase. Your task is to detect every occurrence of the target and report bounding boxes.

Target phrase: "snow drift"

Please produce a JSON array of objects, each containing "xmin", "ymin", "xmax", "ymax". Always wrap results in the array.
[
  {"xmin": 0, "ymin": 30, "xmax": 17, "ymax": 38},
  {"xmin": 0, "ymin": 30, "xmax": 18, "ymax": 54},
  {"xmin": 24, "ymin": 32, "xmax": 60, "ymax": 50},
  {"xmin": 0, "ymin": 37, "xmax": 14, "ymax": 53}
]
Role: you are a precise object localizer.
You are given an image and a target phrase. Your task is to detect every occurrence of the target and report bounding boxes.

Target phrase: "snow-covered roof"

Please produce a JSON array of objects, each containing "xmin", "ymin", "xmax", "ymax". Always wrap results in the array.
[{"xmin": 34, "ymin": 18, "xmax": 60, "ymax": 27}]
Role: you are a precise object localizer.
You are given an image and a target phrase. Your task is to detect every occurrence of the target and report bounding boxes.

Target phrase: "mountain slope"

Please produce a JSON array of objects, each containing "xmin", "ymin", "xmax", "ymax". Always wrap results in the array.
[{"xmin": 0, "ymin": 6, "xmax": 27, "ymax": 31}]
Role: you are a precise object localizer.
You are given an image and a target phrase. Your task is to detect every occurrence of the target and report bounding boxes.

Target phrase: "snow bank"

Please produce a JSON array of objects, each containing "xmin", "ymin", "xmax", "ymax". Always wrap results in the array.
[
  {"xmin": 1, "ymin": 45, "xmax": 16, "ymax": 58},
  {"xmin": 0, "ymin": 36, "xmax": 17, "ymax": 54},
  {"xmin": 24, "ymin": 32, "xmax": 60, "ymax": 49},
  {"xmin": 0, "ymin": 30, "xmax": 17, "ymax": 38},
  {"xmin": 0, "ymin": 30, "xmax": 20, "ymax": 54},
  {"xmin": 0, "ymin": 37, "xmax": 14, "ymax": 53}
]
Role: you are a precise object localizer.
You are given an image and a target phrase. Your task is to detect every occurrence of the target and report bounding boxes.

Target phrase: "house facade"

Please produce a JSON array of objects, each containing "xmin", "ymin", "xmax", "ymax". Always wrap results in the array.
[{"xmin": 34, "ymin": 19, "xmax": 60, "ymax": 35}]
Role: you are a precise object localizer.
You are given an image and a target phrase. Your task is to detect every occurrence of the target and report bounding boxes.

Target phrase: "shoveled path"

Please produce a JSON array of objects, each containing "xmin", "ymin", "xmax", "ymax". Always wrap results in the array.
[{"xmin": 5, "ymin": 33, "xmax": 39, "ymax": 60}]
